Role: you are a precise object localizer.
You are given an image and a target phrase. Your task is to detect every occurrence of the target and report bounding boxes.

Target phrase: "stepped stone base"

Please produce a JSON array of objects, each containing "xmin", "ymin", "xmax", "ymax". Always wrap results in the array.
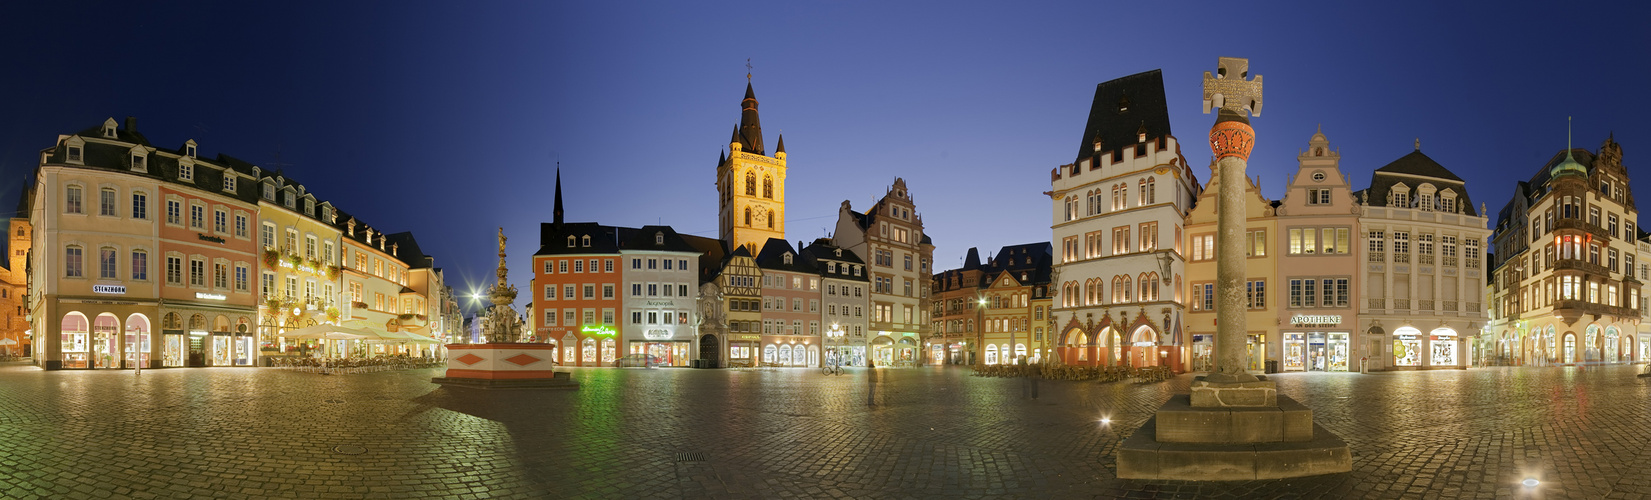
[
  {"xmin": 1156, "ymin": 394, "xmax": 1313, "ymax": 443},
  {"xmin": 1117, "ymin": 394, "xmax": 1351, "ymax": 480},
  {"xmin": 1190, "ymin": 375, "xmax": 1277, "ymax": 407}
]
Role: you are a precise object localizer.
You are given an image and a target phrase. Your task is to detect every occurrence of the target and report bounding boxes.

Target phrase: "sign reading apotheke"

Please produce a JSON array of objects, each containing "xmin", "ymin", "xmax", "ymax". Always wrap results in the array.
[
  {"xmin": 92, "ymin": 285, "xmax": 126, "ymax": 295},
  {"xmin": 1290, "ymin": 314, "xmax": 1342, "ymax": 326}
]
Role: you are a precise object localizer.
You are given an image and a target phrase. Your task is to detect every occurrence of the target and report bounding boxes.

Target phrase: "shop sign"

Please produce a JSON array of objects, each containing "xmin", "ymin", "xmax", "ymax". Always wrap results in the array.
[
  {"xmin": 1290, "ymin": 314, "xmax": 1342, "ymax": 326},
  {"xmin": 644, "ymin": 329, "xmax": 672, "ymax": 340},
  {"xmin": 581, "ymin": 325, "xmax": 616, "ymax": 336},
  {"xmin": 197, "ymin": 233, "xmax": 226, "ymax": 244},
  {"xmin": 92, "ymin": 285, "xmax": 126, "ymax": 295},
  {"xmin": 645, "ymin": 300, "xmax": 674, "ymax": 307},
  {"xmin": 735, "ymin": 334, "xmax": 761, "ymax": 341},
  {"xmin": 195, "ymin": 292, "xmax": 227, "ymax": 300}
]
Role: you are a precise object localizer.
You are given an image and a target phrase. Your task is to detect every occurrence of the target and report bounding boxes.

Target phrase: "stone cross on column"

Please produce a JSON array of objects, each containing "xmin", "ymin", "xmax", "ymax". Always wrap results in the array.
[
  {"xmin": 1202, "ymin": 57, "xmax": 1262, "ymax": 384},
  {"xmin": 1202, "ymin": 57, "xmax": 1263, "ymax": 117}
]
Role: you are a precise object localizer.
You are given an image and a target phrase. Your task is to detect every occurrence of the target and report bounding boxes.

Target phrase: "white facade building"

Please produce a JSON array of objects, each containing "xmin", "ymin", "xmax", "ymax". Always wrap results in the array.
[{"xmin": 1049, "ymin": 70, "xmax": 1200, "ymax": 370}]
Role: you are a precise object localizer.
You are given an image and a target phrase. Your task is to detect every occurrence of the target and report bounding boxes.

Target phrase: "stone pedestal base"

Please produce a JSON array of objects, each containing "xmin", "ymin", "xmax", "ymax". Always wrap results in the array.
[
  {"xmin": 1190, "ymin": 375, "xmax": 1277, "ymax": 407},
  {"xmin": 431, "ymin": 343, "xmax": 580, "ymax": 390},
  {"xmin": 1155, "ymin": 394, "xmax": 1313, "ymax": 443},
  {"xmin": 1117, "ymin": 394, "xmax": 1350, "ymax": 480}
]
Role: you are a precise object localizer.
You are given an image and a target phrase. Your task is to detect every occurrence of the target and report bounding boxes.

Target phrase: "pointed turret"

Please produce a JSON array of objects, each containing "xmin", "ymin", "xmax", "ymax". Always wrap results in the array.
[
  {"xmin": 730, "ymin": 124, "xmax": 741, "ymax": 148},
  {"xmin": 775, "ymin": 134, "xmax": 785, "ymax": 154},
  {"xmin": 1551, "ymin": 118, "xmax": 1588, "ymax": 178},
  {"xmin": 739, "ymin": 82, "xmax": 765, "ymax": 155},
  {"xmin": 553, "ymin": 167, "xmax": 565, "ymax": 226},
  {"xmin": 718, "ymin": 149, "xmax": 726, "ymax": 166}
]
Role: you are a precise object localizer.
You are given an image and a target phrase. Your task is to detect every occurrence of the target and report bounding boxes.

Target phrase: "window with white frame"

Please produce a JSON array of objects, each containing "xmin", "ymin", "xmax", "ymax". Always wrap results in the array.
[{"xmin": 65, "ymin": 185, "xmax": 84, "ymax": 214}]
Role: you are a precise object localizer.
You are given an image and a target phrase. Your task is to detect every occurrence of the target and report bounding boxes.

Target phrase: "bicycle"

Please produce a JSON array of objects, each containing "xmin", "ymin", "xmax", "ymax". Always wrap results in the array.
[{"xmin": 822, "ymin": 363, "xmax": 843, "ymax": 376}]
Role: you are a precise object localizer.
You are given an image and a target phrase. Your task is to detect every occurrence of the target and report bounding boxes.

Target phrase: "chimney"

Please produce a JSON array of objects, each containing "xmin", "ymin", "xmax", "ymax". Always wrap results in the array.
[{"xmin": 125, "ymin": 117, "xmax": 138, "ymax": 133}]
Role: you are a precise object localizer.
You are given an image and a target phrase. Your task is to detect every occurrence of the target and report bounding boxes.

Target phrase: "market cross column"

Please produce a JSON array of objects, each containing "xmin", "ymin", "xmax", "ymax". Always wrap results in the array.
[{"xmin": 1117, "ymin": 57, "xmax": 1349, "ymax": 480}]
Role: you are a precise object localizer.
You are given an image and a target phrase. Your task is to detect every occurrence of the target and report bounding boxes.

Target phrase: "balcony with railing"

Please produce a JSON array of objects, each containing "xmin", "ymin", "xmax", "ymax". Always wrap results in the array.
[
  {"xmin": 1554, "ymin": 218, "xmax": 1611, "ymax": 240},
  {"xmin": 1368, "ymin": 298, "xmax": 1385, "ymax": 310},
  {"xmin": 1368, "ymin": 252, "xmax": 1385, "ymax": 263},
  {"xmin": 1394, "ymin": 253, "xmax": 1410, "ymax": 264},
  {"xmin": 1552, "ymin": 258, "xmax": 1609, "ymax": 276},
  {"xmin": 1393, "ymin": 299, "xmax": 1410, "ymax": 309}
]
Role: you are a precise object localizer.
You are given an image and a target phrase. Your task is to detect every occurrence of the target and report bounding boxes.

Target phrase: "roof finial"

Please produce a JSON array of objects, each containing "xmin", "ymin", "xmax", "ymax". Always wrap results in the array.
[
  {"xmin": 746, "ymin": 58, "xmax": 752, "ymax": 81},
  {"xmin": 1567, "ymin": 116, "xmax": 1572, "ymax": 152},
  {"xmin": 1414, "ymin": 138, "xmax": 1420, "ymax": 151}
]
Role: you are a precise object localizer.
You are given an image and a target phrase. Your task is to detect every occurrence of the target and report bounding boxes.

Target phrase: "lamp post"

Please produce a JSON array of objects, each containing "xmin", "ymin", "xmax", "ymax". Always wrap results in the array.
[
  {"xmin": 827, "ymin": 323, "xmax": 845, "ymax": 373},
  {"xmin": 970, "ymin": 295, "xmax": 983, "ymax": 366}
]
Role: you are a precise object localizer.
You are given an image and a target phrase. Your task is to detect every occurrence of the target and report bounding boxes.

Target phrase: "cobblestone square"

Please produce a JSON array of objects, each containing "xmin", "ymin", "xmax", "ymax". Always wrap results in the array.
[{"xmin": 1, "ymin": 363, "xmax": 1648, "ymax": 499}]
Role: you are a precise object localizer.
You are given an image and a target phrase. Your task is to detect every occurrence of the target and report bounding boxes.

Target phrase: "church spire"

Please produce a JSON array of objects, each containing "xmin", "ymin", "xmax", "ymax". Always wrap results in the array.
[
  {"xmin": 553, "ymin": 165, "xmax": 565, "ymax": 226},
  {"xmin": 739, "ymin": 82, "xmax": 765, "ymax": 155},
  {"xmin": 775, "ymin": 134, "xmax": 785, "ymax": 155}
]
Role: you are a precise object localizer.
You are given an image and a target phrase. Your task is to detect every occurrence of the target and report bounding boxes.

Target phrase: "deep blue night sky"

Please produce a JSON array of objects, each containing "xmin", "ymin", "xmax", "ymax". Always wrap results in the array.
[{"xmin": 3, "ymin": 1, "xmax": 1648, "ymax": 303}]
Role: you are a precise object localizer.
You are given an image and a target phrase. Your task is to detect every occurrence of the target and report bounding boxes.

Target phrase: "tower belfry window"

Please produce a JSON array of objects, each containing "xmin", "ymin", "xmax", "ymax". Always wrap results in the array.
[
  {"xmin": 767, "ymin": 210, "xmax": 775, "ymax": 229},
  {"xmin": 745, "ymin": 171, "xmax": 756, "ymax": 196},
  {"xmin": 763, "ymin": 175, "xmax": 773, "ymax": 199},
  {"xmin": 744, "ymin": 207, "xmax": 752, "ymax": 226}
]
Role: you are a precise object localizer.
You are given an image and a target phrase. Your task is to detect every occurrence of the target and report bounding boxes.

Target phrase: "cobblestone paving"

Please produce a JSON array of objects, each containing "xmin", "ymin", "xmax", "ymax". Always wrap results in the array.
[{"xmin": 1, "ymin": 361, "xmax": 1649, "ymax": 499}]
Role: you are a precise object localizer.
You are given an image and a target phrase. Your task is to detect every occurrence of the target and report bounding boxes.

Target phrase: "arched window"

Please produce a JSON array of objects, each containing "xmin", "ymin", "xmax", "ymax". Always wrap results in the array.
[
  {"xmin": 1146, "ymin": 178, "xmax": 1156, "ymax": 204},
  {"xmin": 763, "ymin": 175, "xmax": 773, "ymax": 199},
  {"xmin": 601, "ymin": 338, "xmax": 616, "ymax": 363},
  {"xmin": 1138, "ymin": 179, "xmax": 1147, "ymax": 207},
  {"xmin": 744, "ymin": 207, "xmax": 752, "ymax": 226},
  {"xmin": 985, "ymin": 344, "xmax": 999, "ymax": 365},
  {"xmin": 745, "ymin": 171, "xmax": 757, "ymax": 196},
  {"xmin": 582, "ymin": 338, "xmax": 597, "ymax": 363},
  {"xmin": 1122, "ymin": 275, "xmax": 1133, "ymax": 302},
  {"xmin": 766, "ymin": 210, "xmax": 774, "ymax": 229}
]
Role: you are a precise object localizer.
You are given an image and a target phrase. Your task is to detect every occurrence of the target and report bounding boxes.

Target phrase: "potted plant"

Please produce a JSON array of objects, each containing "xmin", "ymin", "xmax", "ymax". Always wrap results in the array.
[
  {"xmin": 326, "ymin": 265, "xmax": 342, "ymax": 281},
  {"xmin": 262, "ymin": 249, "xmax": 279, "ymax": 268}
]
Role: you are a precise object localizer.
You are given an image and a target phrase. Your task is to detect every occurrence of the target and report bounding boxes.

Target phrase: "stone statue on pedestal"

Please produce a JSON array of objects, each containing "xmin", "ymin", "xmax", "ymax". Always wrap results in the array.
[{"xmin": 483, "ymin": 227, "xmax": 523, "ymax": 344}]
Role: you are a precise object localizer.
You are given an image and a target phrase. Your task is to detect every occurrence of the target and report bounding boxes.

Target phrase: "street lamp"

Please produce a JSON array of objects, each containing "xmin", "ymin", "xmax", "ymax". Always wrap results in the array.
[{"xmin": 827, "ymin": 323, "xmax": 845, "ymax": 373}]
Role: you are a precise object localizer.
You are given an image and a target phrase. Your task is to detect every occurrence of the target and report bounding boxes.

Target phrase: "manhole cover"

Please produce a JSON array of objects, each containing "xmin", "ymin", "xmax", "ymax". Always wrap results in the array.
[
  {"xmin": 675, "ymin": 452, "xmax": 706, "ymax": 462},
  {"xmin": 324, "ymin": 399, "xmax": 344, "ymax": 404},
  {"xmin": 333, "ymin": 445, "xmax": 367, "ymax": 455}
]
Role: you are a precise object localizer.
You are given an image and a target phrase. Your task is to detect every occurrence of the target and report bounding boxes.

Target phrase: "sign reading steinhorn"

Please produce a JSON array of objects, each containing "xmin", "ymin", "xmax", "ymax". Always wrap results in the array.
[{"xmin": 93, "ymin": 285, "xmax": 126, "ymax": 294}]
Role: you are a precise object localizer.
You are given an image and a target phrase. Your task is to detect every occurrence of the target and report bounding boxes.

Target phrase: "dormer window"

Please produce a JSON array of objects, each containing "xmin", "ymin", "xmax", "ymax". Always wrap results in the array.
[
  {"xmin": 185, "ymin": 141, "xmax": 197, "ymax": 158},
  {"xmin": 132, "ymin": 155, "xmax": 146, "ymax": 171},
  {"xmin": 783, "ymin": 253, "xmax": 793, "ymax": 265},
  {"xmin": 304, "ymin": 199, "xmax": 314, "ymax": 216},
  {"xmin": 833, "ymin": 249, "xmax": 842, "ymax": 257},
  {"xmin": 178, "ymin": 163, "xmax": 191, "ymax": 180},
  {"xmin": 655, "ymin": 232, "xmax": 664, "ymax": 245},
  {"xmin": 283, "ymin": 191, "xmax": 295, "ymax": 209},
  {"xmin": 223, "ymin": 175, "xmax": 236, "ymax": 192},
  {"xmin": 322, "ymin": 206, "xmax": 333, "ymax": 222},
  {"xmin": 567, "ymin": 236, "xmax": 575, "ymax": 247},
  {"xmin": 102, "ymin": 119, "xmax": 117, "ymax": 138},
  {"xmin": 581, "ymin": 235, "xmax": 591, "ymax": 247},
  {"xmin": 67, "ymin": 146, "xmax": 83, "ymax": 162}
]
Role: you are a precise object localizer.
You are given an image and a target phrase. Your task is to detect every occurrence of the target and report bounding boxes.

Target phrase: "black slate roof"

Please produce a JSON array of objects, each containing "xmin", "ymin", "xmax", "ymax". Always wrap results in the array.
[
  {"xmin": 384, "ymin": 232, "xmax": 432, "ymax": 269},
  {"xmin": 1358, "ymin": 149, "xmax": 1478, "ymax": 216},
  {"xmin": 754, "ymin": 238, "xmax": 815, "ymax": 274},
  {"xmin": 534, "ymin": 222, "xmax": 619, "ymax": 256},
  {"xmin": 1073, "ymin": 70, "xmax": 1173, "ymax": 163},
  {"xmin": 616, "ymin": 225, "xmax": 701, "ymax": 254},
  {"xmin": 1374, "ymin": 150, "xmax": 1464, "ymax": 182}
]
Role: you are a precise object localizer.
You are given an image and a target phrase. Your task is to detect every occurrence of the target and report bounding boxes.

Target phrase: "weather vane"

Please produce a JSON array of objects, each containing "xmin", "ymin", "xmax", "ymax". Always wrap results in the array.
[{"xmin": 746, "ymin": 58, "xmax": 753, "ymax": 80}]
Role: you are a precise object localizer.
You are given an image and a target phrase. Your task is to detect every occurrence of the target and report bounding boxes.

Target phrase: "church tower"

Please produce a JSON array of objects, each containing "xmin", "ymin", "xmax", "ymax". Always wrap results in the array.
[{"xmin": 717, "ymin": 81, "xmax": 787, "ymax": 254}]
